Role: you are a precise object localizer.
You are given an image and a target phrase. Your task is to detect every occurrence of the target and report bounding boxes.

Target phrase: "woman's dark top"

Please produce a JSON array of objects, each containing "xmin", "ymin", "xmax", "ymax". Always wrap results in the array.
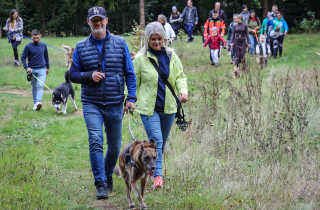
[
  {"xmin": 231, "ymin": 22, "xmax": 249, "ymax": 43},
  {"xmin": 171, "ymin": 14, "xmax": 181, "ymax": 31},
  {"xmin": 149, "ymin": 47, "xmax": 170, "ymax": 112}
]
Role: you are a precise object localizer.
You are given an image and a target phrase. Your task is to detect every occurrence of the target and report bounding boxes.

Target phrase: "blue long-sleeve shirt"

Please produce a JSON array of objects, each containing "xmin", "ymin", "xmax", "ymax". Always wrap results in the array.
[
  {"xmin": 149, "ymin": 47, "xmax": 170, "ymax": 112},
  {"xmin": 21, "ymin": 42, "xmax": 50, "ymax": 70},
  {"xmin": 70, "ymin": 33, "xmax": 137, "ymax": 102}
]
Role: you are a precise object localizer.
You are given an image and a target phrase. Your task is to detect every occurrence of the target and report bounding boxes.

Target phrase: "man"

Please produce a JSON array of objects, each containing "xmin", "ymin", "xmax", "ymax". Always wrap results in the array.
[
  {"xmin": 69, "ymin": 7, "xmax": 137, "ymax": 200},
  {"xmin": 267, "ymin": 5, "xmax": 279, "ymax": 56},
  {"xmin": 203, "ymin": 10, "xmax": 225, "ymax": 64},
  {"xmin": 208, "ymin": 2, "xmax": 226, "ymax": 24},
  {"xmin": 240, "ymin": 4, "xmax": 250, "ymax": 24},
  {"xmin": 180, "ymin": 0, "xmax": 198, "ymax": 42},
  {"xmin": 21, "ymin": 29, "xmax": 49, "ymax": 111}
]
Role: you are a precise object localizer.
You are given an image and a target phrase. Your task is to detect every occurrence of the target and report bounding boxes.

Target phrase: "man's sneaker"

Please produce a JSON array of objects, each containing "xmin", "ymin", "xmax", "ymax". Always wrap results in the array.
[
  {"xmin": 36, "ymin": 102, "xmax": 42, "ymax": 111},
  {"xmin": 33, "ymin": 104, "xmax": 38, "ymax": 110},
  {"xmin": 96, "ymin": 183, "xmax": 108, "ymax": 200},
  {"xmin": 153, "ymin": 176, "xmax": 163, "ymax": 189},
  {"xmin": 106, "ymin": 175, "xmax": 113, "ymax": 191},
  {"xmin": 13, "ymin": 62, "xmax": 19, "ymax": 67}
]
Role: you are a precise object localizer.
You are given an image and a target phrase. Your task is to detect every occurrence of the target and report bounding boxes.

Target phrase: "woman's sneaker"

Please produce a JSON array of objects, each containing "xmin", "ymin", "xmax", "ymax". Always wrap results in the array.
[
  {"xmin": 33, "ymin": 104, "xmax": 38, "ymax": 110},
  {"xmin": 153, "ymin": 176, "xmax": 163, "ymax": 189},
  {"xmin": 13, "ymin": 60, "xmax": 19, "ymax": 67}
]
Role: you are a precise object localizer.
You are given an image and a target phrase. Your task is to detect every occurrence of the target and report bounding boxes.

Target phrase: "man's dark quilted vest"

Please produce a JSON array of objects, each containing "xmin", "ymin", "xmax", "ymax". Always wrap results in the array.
[{"xmin": 76, "ymin": 35, "xmax": 125, "ymax": 105}]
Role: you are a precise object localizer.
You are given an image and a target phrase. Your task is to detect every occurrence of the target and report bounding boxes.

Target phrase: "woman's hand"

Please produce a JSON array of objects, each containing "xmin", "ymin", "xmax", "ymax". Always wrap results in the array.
[
  {"xmin": 179, "ymin": 93, "xmax": 188, "ymax": 103},
  {"xmin": 230, "ymin": 43, "xmax": 234, "ymax": 47},
  {"xmin": 3, "ymin": 27, "xmax": 7, "ymax": 31},
  {"xmin": 247, "ymin": 44, "xmax": 250, "ymax": 48}
]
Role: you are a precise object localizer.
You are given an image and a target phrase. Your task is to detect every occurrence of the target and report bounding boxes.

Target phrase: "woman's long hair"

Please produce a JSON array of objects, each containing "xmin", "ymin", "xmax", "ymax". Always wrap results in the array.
[
  {"xmin": 248, "ymin": 12, "xmax": 260, "ymax": 25},
  {"xmin": 9, "ymin": 9, "xmax": 20, "ymax": 23},
  {"xmin": 172, "ymin": 11, "xmax": 180, "ymax": 17},
  {"xmin": 136, "ymin": 22, "xmax": 172, "ymax": 60}
]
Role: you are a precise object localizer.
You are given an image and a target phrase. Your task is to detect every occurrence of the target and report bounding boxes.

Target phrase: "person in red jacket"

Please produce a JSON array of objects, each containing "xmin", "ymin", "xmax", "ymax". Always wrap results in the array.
[{"xmin": 203, "ymin": 27, "xmax": 226, "ymax": 67}]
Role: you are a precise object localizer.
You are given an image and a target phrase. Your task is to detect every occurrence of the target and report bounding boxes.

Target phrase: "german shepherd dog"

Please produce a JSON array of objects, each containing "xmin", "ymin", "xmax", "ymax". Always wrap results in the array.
[
  {"xmin": 114, "ymin": 139, "xmax": 158, "ymax": 210},
  {"xmin": 62, "ymin": 44, "xmax": 75, "ymax": 69}
]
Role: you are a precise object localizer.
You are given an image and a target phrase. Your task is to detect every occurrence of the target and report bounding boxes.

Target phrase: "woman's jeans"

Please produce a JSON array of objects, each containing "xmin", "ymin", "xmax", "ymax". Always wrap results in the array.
[
  {"xmin": 140, "ymin": 111, "xmax": 176, "ymax": 178},
  {"xmin": 249, "ymin": 35, "xmax": 258, "ymax": 54},
  {"xmin": 30, "ymin": 68, "xmax": 46, "ymax": 104},
  {"xmin": 82, "ymin": 102, "xmax": 123, "ymax": 186},
  {"xmin": 11, "ymin": 40, "xmax": 21, "ymax": 61}
]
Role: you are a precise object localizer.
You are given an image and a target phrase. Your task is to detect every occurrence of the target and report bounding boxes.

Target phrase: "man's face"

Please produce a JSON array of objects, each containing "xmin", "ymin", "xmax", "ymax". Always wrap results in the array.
[
  {"xmin": 187, "ymin": 0, "xmax": 192, "ymax": 7},
  {"xmin": 272, "ymin": 6, "xmax": 278, "ymax": 13},
  {"xmin": 87, "ymin": 17, "xmax": 108, "ymax": 35},
  {"xmin": 243, "ymin": 7, "xmax": 248, "ymax": 13},
  {"xmin": 32, "ymin": 35, "xmax": 41, "ymax": 44},
  {"xmin": 215, "ymin": 3, "xmax": 220, "ymax": 10},
  {"xmin": 212, "ymin": 13, "xmax": 219, "ymax": 19}
]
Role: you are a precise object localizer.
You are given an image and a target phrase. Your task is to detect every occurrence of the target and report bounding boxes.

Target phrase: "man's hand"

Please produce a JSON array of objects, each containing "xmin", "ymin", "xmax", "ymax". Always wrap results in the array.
[
  {"xmin": 195, "ymin": 22, "xmax": 198, "ymax": 25},
  {"xmin": 92, "ymin": 72, "xmax": 105, "ymax": 82},
  {"xmin": 123, "ymin": 102, "xmax": 135, "ymax": 115},
  {"xmin": 179, "ymin": 93, "xmax": 188, "ymax": 103},
  {"xmin": 46, "ymin": 69, "xmax": 49, "ymax": 75},
  {"xmin": 27, "ymin": 68, "xmax": 32, "ymax": 73}
]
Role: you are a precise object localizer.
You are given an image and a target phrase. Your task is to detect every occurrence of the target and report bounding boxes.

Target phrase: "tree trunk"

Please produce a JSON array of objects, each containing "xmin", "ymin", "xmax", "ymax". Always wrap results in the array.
[
  {"xmin": 16, "ymin": 0, "xmax": 19, "ymax": 14},
  {"xmin": 75, "ymin": 0, "xmax": 78, "ymax": 36},
  {"xmin": 263, "ymin": 0, "xmax": 268, "ymax": 19},
  {"xmin": 122, "ymin": 8, "xmax": 126, "ymax": 33},
  {"xmin": 41, "ymin": 0, "xmax": 46, "ymax": 36},
  {"xmin": 139, "ymin": 0, "xmax": 145, "ymax": 28},
  {"xmin": 49, "ymin": 3, "xmax": 56, "ymax": 37}
]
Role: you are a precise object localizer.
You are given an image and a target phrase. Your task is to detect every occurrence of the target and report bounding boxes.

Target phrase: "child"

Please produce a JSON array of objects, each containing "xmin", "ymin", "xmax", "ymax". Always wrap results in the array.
[
  {"xmin": 203, "ymin": 27, "xmax": 226, "ymax": 67},
  {"xmin": 256, "ymin": 35, "xmax": 271, "ymax": 68}
]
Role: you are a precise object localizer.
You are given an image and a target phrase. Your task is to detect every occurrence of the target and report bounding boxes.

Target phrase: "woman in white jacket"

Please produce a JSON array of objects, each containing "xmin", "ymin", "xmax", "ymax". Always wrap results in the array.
[{"xmin": 158, "ymin": 14, "xmax": 175, "ymax": 45}]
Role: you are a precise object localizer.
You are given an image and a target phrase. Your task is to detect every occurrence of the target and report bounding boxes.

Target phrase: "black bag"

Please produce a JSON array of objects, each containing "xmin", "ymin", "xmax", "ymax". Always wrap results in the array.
[{"xmin": 148, "ymin": 57, "xmax": 188, "ymax": 131}]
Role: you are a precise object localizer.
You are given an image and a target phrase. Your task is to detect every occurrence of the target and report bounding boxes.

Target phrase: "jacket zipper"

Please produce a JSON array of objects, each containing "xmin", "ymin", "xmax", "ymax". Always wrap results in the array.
[{"xmin": 92, "ymin": 39, "xmax": 106, "ymax": 105}]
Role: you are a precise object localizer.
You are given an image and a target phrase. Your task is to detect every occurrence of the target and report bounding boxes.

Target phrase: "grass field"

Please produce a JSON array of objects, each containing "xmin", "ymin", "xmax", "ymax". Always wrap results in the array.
[{"xmin": 1, "ymin": 33, "xmax": 320, "ymax": 210}]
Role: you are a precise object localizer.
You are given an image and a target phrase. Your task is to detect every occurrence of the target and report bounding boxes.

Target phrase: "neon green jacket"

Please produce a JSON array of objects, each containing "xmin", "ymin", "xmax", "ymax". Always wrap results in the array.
[{"xmin": 129, "ymin": 50, "xmax": 188, "ymax": 116}]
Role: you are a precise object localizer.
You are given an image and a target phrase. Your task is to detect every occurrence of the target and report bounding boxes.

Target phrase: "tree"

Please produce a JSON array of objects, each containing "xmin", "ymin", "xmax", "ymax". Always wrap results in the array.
[
  {"xmin": 263, "ymin": 0, "xmax": 268, "ymax": 19},
  {"xmin": 40, "ymin": 0, "xmax": 46, "ymax": 36},
  {"xmin": 139, "ymin": 0, "xmax": 145, "ymax": 28}
]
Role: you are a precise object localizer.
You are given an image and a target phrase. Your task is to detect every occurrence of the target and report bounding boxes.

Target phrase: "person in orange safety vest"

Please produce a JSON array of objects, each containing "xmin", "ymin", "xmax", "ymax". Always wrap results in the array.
[{"xmin": 203, "ymin": 10, "xmax": 225, "ymax": 40}]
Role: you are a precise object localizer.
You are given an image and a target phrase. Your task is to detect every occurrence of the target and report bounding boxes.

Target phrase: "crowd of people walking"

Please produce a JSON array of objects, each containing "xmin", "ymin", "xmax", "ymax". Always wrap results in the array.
[{"xmin": 2, "ymin": 1, "xmax": 290, "ymax": 202}]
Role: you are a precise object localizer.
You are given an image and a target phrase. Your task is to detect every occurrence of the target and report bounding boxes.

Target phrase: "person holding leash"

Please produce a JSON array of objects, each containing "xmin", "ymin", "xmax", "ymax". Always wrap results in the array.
[
  {"xmin": 246, "ymin": 10, "xmax": 261, "ymax": 57},
  {"xmin": 180, "ymin": 0, "xmax": 198, "ymax": 42},
  {"xmin": 69, "ymin": 7, "xmax": 137, "ymax": 199},
  {"xmin": 231, "ymin": 15, "xmax": 250, "ymax": 68},
  {"xmin": 3, "ymin": 9, "xmax": 23, "ymax": 67},
  {"xmin": 132, "ymin": 22, "xmax": 188, "ymax": 189},
  {"xmin": 21, "ymin": 29, "xmax": 50, "ymax": 111}
]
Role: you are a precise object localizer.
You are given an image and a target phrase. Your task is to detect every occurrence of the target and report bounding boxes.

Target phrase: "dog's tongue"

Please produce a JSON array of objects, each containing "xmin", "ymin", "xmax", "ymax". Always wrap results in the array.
[{"xmin": 148, "ymin": 169, "xmax": 154, "ymax": 177}]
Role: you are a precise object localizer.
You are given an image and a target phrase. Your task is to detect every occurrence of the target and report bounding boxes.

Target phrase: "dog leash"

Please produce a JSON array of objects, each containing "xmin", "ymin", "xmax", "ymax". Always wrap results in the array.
[
  {"xmin": 31, "ymin": 73, "xmax": 53, "ymax": 93},
  {"xmin": 128, "ymin": 108, "xmax": 136, "ymax": 141},
  {"xmin": 4, "ymin": 30, "xmax": 67, "ymax": 53}
]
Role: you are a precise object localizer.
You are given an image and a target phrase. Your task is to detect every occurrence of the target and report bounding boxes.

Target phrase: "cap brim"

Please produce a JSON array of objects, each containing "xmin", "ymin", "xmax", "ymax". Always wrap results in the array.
[{"xmin": 88, "ymin": 14, "xmax": 107, "ymax": 20}]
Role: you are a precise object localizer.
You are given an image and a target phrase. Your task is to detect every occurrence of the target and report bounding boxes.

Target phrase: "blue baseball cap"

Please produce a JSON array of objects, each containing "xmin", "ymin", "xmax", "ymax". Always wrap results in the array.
[{"xmin": 88, "ymin": 7, "xmax": 107, "ymax": 20}]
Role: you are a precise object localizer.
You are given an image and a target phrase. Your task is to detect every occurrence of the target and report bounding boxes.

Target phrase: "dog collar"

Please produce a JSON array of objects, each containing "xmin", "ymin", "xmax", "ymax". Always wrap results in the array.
[{"xmin": 124, "ymin": 143, "xmax": 138, "ymax": 169}]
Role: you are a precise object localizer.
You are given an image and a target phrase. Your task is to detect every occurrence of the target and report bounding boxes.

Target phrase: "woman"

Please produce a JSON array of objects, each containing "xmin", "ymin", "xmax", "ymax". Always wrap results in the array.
[
  {"xmin": 170, "ymin": 6, "xmax": 182, "ymax": 40},
  {"xmin": 158, "ymin": 14, "xmax": 176, "ymax": 45},
  {"xmin": 132, "ymin": 22, "xmax": 188, "ymax": 188},
  {"xmin": 3, "ymin": 9, "xmax": 23, "ymax": 67},
  {"xmin": 231, "ymin": 15, "xmax": 250, "ymax": 68},
  {"xmin": 246, "ymin": 10, "xmax": 261, "ymax": 57},
  {"xmin": 226, "ymin": 14, "xmax": 238, "ymax": 64},
  {"xmin": 267, "ymin": 12, "xmax": 288, "ymax": 59}
]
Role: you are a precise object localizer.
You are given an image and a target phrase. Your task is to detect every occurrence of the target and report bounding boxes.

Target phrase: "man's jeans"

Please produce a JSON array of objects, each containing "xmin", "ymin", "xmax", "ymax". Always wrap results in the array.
[
  {"xmin": 249, "ymin": 35, "xmax": 258, "ymax": 54},
  {"xmin": 30, "ymin": 68, "xmax": 46, "ymax": 104},
  {"xmin": 185, "ymin": 22, "xmax": 194, "ymax": 41},
  {"xmin": 82, "ymin": 102, "xmax": 123, "ymax": 186},
  {"xmin": 140, "ymin": 111, "xmax": 175, "ymax": 178}
]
